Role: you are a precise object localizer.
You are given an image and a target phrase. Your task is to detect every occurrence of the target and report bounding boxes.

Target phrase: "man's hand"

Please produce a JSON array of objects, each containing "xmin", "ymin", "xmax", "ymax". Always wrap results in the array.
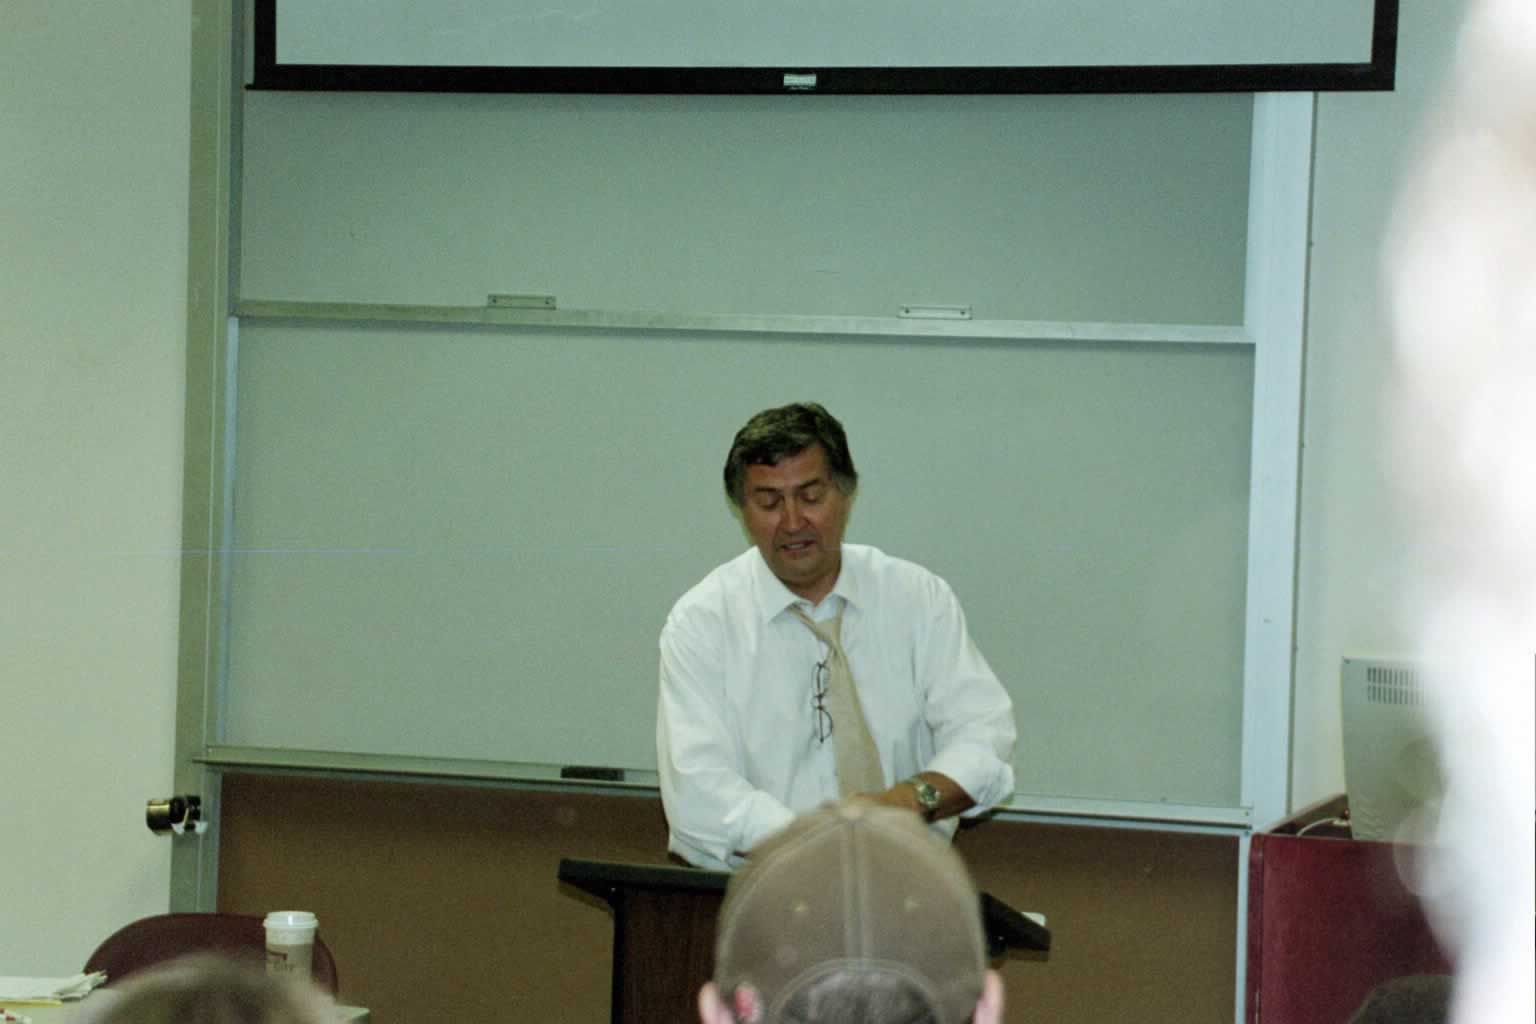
[{"xmin": 854, "ymin": 772, "xmax": 975, "ymax": 822}]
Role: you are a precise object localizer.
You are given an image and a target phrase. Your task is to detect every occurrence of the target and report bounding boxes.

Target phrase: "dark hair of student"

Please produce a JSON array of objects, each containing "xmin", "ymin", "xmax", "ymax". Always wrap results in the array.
[
  {"xmin": 769, "ymin": 967, "xmax": 945, "ymax": 1024},
  {"xmin": 90, "ymin": 954, "xmax": 335, "ymax": 1024}
]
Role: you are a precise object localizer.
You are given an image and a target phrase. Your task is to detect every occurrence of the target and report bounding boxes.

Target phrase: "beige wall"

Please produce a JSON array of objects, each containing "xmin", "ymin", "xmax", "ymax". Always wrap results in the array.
[
  {"xmin": 0, "ymin": 1, "xmax": 190, "ymax": 972},
  {"xmin": 1291, "ymin": 0, "xmax": 1468, "ymax": 807}
]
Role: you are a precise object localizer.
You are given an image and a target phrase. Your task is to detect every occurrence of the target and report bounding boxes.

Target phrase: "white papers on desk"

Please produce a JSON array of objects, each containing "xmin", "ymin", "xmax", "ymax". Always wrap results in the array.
[{"xmin": 0, "ymin": 973, "xmax": 107, "ymax": 1001}]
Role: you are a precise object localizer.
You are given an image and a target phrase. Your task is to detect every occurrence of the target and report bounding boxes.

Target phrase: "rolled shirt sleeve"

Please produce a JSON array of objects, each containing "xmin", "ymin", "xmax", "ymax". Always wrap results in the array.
[
  {"xmin": 915, "ymin": 572, "xmax": 1017, "ymax": 814},
  {"xmin": 656, "ymin": 607, "xmax": 796, "ymax": 870}
]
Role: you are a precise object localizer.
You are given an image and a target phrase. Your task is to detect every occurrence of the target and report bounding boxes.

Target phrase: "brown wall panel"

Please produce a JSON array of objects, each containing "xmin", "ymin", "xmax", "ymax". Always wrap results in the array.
[
  {"xmin": 218, "ymin": 774, "xmax": 1235, "ymax": 1023},
  {"xmin": 956, "ymin": 820, "xmax": 1238, "ymax": 1022}
]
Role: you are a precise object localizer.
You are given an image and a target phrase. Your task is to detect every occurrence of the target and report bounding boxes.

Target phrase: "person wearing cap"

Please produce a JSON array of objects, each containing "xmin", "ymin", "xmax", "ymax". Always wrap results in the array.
[
  {"xmin": 698, "ymin": 802, "xmax": 1006, "ymax": 1024},
  {"xmin": 657, "ymin": 402, "xmax": 1016, "ymax": 870}
]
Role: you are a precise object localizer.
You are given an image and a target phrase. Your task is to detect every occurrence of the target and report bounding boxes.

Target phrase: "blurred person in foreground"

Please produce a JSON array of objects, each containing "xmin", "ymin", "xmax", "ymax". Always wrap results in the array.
[
  {"xmin": 698, "ymin": 802, "xmax": 1004, "ymax": 1024},
  {"xmin": 1384, "ymin": 0, "xmax": 1536, "ymax": 1020},
  {"xmin": 82, "ymin": 955, "xmax": 334, "ymax": 1024}
]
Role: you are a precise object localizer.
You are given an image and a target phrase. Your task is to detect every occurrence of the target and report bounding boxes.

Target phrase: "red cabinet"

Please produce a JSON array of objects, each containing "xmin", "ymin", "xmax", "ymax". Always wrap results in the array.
[{"xmin": 1246, "ymin": 801, "xmax": 1452, "ymax": 1023}]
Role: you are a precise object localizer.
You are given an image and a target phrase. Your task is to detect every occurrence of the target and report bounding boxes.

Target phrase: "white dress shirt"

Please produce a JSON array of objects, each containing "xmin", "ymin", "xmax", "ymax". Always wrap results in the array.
[{"xmin": 657, "ymin": 543, "xmax": 1016, "ymax": 870}]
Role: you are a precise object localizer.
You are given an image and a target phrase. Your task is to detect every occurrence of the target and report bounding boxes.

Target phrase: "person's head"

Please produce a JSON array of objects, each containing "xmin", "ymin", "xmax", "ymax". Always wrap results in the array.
[
  {"xmin": 85, "ymin": 954, "xmax": 334, "ymax": 1024},
  {"xmin": 722, "ymin": 403, "xmax": 859, "ymax": 603},
  {"xmin": 723, "ymin": 403, "xmax": 858, "ymax": 509},
  {"xmin": 699, "ymin": 803, "xmax": 1005, "ymax": 1024}
]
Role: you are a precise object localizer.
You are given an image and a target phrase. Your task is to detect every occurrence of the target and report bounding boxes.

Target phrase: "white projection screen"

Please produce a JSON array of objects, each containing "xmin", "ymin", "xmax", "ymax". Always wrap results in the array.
[{"xmin": 254, "ymin": 0, "xmax": 1397, "ymax": 93}]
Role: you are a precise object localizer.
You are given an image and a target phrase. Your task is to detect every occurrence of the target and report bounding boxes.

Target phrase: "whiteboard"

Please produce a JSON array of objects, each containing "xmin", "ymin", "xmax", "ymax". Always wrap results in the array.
[
  {"xmin": 224, "ymin": 320, "xmax": 1254, "ymax": 809},
  {"xmin": 223, "ymin": 70, "xmax": 1271, "ymax": 814},
  {"xmin": 239, "ymin": 90, "xmax": 1253, "ymax": 320}
]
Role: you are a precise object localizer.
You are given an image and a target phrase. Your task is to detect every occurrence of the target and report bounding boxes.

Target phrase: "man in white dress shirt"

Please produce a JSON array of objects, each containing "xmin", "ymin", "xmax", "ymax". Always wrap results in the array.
[{"xmin": 657, "ymin": 402, "xmax": 1016, "ymax": 870}]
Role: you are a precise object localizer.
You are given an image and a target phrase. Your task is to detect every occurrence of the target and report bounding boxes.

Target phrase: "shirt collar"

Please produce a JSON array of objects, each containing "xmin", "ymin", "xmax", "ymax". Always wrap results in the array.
[{"xmin": 748, "ymin": 544, "xmax": 863, "ymax": 624}]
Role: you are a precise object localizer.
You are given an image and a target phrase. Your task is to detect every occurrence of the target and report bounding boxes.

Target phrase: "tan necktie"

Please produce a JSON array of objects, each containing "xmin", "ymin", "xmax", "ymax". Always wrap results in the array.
[{"xmin": 789, "ymin": 605, "xmax": 885, "ymax": 796}]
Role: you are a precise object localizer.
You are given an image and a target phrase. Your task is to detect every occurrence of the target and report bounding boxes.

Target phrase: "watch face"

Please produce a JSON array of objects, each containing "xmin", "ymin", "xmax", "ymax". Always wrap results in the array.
[{"xmin": 913, "ymin": 780, "xmax": 940, "ymax": 810}]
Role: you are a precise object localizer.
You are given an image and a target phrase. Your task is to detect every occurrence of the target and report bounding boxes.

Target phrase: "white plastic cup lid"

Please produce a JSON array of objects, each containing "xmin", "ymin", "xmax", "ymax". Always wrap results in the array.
[{"xmin": 264, "ymin": 910, "xmax": 318, "ymax": 930}]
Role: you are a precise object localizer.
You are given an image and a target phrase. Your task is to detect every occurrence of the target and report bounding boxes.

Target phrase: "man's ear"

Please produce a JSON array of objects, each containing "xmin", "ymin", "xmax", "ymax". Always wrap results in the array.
[
  {"xmin": 972, "ymin": 969, "xmax": 1006, "ymax": 1024},
  {"xmin": 698, "ymin": 982, "xmax": 736, "ymax": 1024}
]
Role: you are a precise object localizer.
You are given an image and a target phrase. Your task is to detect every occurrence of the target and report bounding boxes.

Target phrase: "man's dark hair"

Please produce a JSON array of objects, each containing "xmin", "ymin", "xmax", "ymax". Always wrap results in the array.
[{"xmin": 722, "ymin": 402, "xmax": 858, "ymax": 508}]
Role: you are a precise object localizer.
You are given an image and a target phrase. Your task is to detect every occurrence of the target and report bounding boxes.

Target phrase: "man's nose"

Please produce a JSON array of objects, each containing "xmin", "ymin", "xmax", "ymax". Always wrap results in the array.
[{"xmin": 782, "ymin": 497, "xmax": 808, "ymax": 531}]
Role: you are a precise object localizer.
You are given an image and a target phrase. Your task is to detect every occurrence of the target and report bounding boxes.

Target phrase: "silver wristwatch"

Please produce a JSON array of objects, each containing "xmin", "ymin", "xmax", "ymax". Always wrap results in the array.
[{"xmin": 905, "ymin": 776, "xmax": 942, "ymax": 820}]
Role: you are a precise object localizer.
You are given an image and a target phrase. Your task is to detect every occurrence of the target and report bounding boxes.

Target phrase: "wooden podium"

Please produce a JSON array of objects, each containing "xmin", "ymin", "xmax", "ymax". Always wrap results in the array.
[
  {"xmin": 560, "ymin": 859, "xmax": 730, "ymax": 1024},
  {"xmin": 559, "ymin": 857, "xmax": 1050, "ymax": 1024}
]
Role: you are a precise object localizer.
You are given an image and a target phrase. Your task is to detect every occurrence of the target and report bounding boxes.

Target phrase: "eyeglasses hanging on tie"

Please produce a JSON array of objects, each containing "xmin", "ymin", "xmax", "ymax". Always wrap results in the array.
[{"xmin": 812, "ymin": 659, "xmax": 834, "ymax": 744}]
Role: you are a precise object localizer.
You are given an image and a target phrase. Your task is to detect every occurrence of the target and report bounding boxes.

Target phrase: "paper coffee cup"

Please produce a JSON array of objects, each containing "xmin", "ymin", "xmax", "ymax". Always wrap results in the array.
[{"xmin": 264, "ymin": 910, "xmax": 318, "ymax": 980}]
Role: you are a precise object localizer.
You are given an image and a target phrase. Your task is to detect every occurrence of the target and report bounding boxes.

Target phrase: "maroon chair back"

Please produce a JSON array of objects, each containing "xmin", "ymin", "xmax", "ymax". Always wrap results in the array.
[{"xmin": 84, "ymin": 913, "xmax": 339, "ymax": 995}]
